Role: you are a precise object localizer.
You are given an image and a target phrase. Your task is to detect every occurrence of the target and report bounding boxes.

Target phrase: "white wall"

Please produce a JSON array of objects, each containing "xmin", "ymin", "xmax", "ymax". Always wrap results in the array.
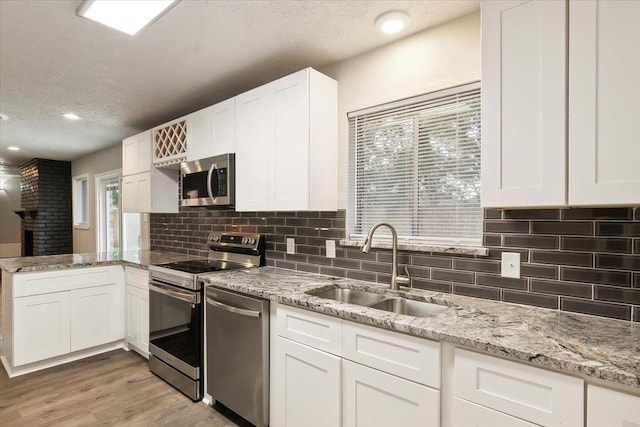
[
  {"xmin": 71, "ymin": 144, "xmax": 122, "ymax": 253},
  {"xmin": 320, "ymin": 11, "xmax": 481, "ymax": 208},
  {"xmin": 0, "ymin": 167, "xmax": 21, "ymax": 257}
]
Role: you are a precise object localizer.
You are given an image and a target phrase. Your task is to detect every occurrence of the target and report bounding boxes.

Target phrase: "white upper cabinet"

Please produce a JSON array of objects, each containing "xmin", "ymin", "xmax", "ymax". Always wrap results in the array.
[
  {"xmin": 568, "ymin": 0, "xmax": 640, "ymax": 205},
  {"xmin": 186, "ymin": 98, "xmax": 236, "ymax": 162},
  {"xmin": 481, "ymin": 0, "xmax": 567, "ymax": 208},
  {"xmin": 122, "ymin": 131, "xmax": 152, "ymax": 176},
  {"xmin": 235, "ymin": 68, "xmax": 338, "ymax": 212},
  {"xmin": 482, "ymin": 0, "xmax": 640, "ymax": 208}
]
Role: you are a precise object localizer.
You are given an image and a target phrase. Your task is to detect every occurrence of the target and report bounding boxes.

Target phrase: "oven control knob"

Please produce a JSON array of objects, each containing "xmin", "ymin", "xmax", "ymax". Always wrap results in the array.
[
  {"xmin": 249, "ymin": 238, "xmax": 256, "ymax": 245},
  {"xmin": 242, "ymin": 237, "xmax": 248, "ymax": 244}
]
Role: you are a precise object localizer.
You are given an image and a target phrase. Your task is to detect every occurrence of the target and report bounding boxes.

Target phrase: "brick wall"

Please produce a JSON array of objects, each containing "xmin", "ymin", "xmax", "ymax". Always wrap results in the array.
[
  {"xmin": 151, "ymin": 207, "xmax": 640, "ymax": 322},
  {"xmin": 19, "ymin": 159, "xmax": 72, "ymax": 256}
]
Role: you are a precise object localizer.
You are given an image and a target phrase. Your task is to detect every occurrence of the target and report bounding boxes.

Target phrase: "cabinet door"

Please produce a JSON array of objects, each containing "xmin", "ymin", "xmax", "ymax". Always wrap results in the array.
[
  {"xmin": 235, "ymin": 84, "xmax": 273, "ymax": 211},
  {"xmin": 568, "ymin": 1, "xmax": 640, "ymax": 205},
  {"xmin": 122, "ymin": 131, "xmax": 151, "ymax": 176},
  {"xmin": 125, "ymin": 285, "xmax": 141, "ymax": 347},
  {"xmin": 273, "ymin": 337, "xmax": 341, "ymax": 427},
  {"xmin": 139, "ymin": 287, "xmax": 149, "ymax": 355},
  {"xmin": 454, "ymin": 398, "xmax": 537, "ymax": 427},
  {"xmin": 13, "ymin": 292, "xmax": 71, "ymax": 366},
  {"xmin": 343, "ymin": 360, "xmax": 439, "ymax": 427},
  {"xmin": 123, "ymin": 172, "xmax": 152, "ymax": 213},
  {"xmin": 587, "ymin": 385, "xmax": 640, "ymax": 427},
  {"xmin": 481, "ymin": 0, "xmax": 567, "ymax": 207},
  {"xmin": 211, "ymin": 97, "xmax": 236, "ymax": 156},
  {"xmin": 271, "ymin": 69, "xmax": 309, "ymax": 210},
  {"xmin": 186, "ymin": 106, "xmax": 213, "ymax": 162},
  {"xmin": 70, "ymin": 284, "xmax": 124, "ymax": 352}
]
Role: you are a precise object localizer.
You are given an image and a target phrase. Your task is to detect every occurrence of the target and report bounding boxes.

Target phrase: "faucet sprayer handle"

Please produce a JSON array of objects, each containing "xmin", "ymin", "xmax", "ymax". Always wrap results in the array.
[{"xmin": 395, "ymin": 266, "xmax": 411, "ymax": 287}]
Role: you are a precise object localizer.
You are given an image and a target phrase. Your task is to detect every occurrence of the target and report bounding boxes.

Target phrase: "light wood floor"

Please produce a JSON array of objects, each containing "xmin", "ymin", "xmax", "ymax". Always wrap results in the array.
[{"xmin": 0, "ymin": 350, "xmax": 250, "ymax": 426}]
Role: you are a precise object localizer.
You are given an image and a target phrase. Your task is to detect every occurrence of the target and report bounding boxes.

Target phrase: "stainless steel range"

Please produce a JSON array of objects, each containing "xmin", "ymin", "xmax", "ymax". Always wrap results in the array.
[{"xmin": 148, "ymin": 232, "xmax": 264, "ymax": 401}]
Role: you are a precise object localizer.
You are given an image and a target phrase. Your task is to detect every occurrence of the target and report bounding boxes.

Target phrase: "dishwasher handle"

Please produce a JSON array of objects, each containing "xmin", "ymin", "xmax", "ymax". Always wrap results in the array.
[{"xmin": 206, "ymin": 296, "xmax": 262, "ymax": 318}]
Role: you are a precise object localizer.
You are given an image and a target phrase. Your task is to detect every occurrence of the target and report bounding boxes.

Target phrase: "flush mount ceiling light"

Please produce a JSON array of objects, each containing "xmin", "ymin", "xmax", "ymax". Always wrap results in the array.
[
  {"xmin": 62, "ymin": 113, "xmax": 82, "ymax": 120},
  {"xmin": 7, "ymin": 146, "xmax": 20, "ymax": 151},
  {"xmin": 0, "ymin": 113, "xmax": 8, "ymax": 122},
  {"xmin": 76, "ymin": 0, "xmax": 180, "ymax": 36},
  {"xmin": 375, "ymin": 10, "xmax": 410, "ymax": 34}
]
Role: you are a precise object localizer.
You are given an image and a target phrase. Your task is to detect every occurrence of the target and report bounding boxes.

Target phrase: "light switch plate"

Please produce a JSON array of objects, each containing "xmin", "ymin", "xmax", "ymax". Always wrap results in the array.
[
  {"xmin": 501, "ymin": 252, "xmax": 521, "ymax": 279},
  {"xmin": 326, "ymin": 240, "xmax": 336, "ymax": 258},
  {"xmin": 286, "ymin": 238, "xmax": 295, "ymax": 254}
]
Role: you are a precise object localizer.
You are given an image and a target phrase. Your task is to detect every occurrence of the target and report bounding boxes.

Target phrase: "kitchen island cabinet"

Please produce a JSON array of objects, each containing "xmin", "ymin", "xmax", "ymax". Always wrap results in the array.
[{"xmin": 2, "ymin": 265, "xmax": 125, "ymax": 375}]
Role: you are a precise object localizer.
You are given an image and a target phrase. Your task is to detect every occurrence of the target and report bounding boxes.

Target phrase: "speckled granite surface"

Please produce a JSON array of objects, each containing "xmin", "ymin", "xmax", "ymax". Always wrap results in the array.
[
  {"xmin": 202, "ymin": 267, "xmax": 640, "ymax": 390},
  {"xmin": 0, "ymin": 250, "xmax": 197, "ymax": 273}
]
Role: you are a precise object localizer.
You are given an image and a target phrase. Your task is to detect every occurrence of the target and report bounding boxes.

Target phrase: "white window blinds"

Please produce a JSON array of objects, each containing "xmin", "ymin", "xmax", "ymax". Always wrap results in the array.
[{"xmin": 348, "ymin": 83, "xmax": 482, "ymax": 246}]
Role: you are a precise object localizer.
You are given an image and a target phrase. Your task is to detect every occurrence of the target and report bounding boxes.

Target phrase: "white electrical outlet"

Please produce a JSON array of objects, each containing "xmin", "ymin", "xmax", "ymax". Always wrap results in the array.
[
  {"xmin": 286, "ymin": 238, "xmax": 296, "ymax": 254},
  {"xmin": 326, "ymin": 240, "xmax": 336, "ymax": 258},
  {"xmin": 501, "ymin": 252, "xmax": 521, "ymax": 279}
]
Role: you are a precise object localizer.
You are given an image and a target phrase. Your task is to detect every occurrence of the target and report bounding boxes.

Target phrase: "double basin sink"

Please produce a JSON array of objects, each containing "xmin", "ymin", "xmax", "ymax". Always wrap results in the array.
[{"xmin": 306, "ymin": 286, "xmax": 448, "ymax": 317}]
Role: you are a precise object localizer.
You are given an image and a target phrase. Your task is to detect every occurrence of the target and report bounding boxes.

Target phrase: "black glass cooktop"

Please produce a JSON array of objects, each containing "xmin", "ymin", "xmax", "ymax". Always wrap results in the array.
[{"xmin": 158, "ymin": 259, "xmax": 245, "ymax": 275}]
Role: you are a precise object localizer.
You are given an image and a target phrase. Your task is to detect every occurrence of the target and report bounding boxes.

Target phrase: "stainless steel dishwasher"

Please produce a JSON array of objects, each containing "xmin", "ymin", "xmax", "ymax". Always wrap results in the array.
[{"xmin": 206, "ymin": 286, "xmax": 269, "ymax": 427}]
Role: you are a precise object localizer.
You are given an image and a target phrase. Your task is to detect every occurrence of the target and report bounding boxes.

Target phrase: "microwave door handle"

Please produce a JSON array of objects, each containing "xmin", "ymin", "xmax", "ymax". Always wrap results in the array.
[{"xmin": 207, "ymin": 163, "xmax": 218, "ymax": 202}]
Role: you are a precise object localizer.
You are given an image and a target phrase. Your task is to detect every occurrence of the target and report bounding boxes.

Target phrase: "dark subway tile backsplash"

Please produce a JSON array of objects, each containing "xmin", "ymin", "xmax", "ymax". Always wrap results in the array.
[{"xmin": 151, "ymin": 206, "xmax": 640, "ymax": 322}]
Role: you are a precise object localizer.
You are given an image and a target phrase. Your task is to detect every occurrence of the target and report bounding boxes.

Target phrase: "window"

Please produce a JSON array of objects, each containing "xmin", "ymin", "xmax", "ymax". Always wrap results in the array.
[
  {"xmin": 73, "ymin": 174, "xmax": 89, "ymax": 228},
  {"xmin": 96, "ymin": 170, "xmax": 122, "ymax": 254},
  {"xmin": 348, "ymin": 83, "xmax": 481, "ymax": 247}
]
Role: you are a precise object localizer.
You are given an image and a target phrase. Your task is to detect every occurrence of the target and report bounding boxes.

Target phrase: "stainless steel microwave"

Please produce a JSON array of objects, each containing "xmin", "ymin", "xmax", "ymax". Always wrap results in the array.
[{"xmin": 180, "ymin": 153, "xmax": 235, "ymax": 207}]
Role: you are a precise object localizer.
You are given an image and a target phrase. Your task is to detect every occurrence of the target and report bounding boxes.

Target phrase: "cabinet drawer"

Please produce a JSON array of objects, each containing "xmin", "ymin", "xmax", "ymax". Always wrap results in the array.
[
  {"xmin": 454, "ymin": 398, "xmax": 537, "ymax": 427},
  {"xmin": 587, "ymin": 385, "xmax": 640, "ymax": 427},
  {"xmin": 125, "ymin": 266, "xmax": 149, "ymax": 289},
  {"xmin": 455, "ymin": 348, "xmax": 583, "ymax": 426},
  {"xmin": 343, "ymin": 321, "xmax": 440, "ymax": 388},
  {"xmin": 13, "ymin": 266, "xmax": 122, "ymax": 298},
  {"xmin": 276, "ymin": 305, "xmax": 342, "ymax": 355}
]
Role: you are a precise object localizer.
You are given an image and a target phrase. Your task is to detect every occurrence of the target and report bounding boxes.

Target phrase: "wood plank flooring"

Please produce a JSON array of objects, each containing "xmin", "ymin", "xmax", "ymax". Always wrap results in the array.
[{"xmin": 0, "ymin": 349, "xmax": 248, "ymax": 426}]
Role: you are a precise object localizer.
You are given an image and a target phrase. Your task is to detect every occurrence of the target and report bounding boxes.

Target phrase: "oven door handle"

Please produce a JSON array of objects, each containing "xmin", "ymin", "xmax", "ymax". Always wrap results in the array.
[
  {"xmin": 206, "ymin": 297, "xmax": 261, "ymax": 318},
  {"xmin": 149, "ymin": 281, "xmax": 200, "ymax": 305}
]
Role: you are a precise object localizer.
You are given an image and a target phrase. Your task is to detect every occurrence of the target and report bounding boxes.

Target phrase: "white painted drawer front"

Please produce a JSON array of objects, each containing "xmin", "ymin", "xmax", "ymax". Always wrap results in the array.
[
  {"xmin": 454, "ymin": 398, "xmax": 537, "ymax": 427},
  {"xmin": 342, "ymin": 321, "xmax": 440, "ymax": 388},
  {"xmin": 455, "ymin": 348, "xmax": 583, "ymax": 426},
  {"xmin": 13, "ymin": 266, "xmax": 121, "ymax": 298},
  {"xmin": 276, "ymin": 305, "xmax": 342, "ymax": 355},
  {"xmin": 587, "ymin": 385, "xmax": 640, "ymax": 427},
  {"xmin": 125, "ymin": 266, "xmax": 149, "ymax": 289},
  {"xmin": 343, "ymin": 360, "xmax": 439, "ymax": 427}
]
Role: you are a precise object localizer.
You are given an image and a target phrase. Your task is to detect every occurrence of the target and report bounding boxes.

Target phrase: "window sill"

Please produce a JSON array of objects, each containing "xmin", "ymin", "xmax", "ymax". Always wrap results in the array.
[
  {"xmin": 74, "ymin": 225, "xmax": 90, "ymax": 230},
  {"xmin": 339, "ymin": 239, "xmax": 488, "ymax": 256}
]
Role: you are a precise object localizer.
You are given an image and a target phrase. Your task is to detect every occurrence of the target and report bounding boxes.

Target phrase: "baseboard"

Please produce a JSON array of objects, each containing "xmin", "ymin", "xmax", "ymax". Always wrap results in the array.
[{"xmin": 2, "ymin": 340, "xmax": 126, "ymax": 378}]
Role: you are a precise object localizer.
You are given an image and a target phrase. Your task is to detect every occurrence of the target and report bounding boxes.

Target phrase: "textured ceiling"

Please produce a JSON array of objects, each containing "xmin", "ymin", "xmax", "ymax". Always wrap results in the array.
[{"xmin": 0, "ymin": 0, "xmax": 479, "ymax": 167}]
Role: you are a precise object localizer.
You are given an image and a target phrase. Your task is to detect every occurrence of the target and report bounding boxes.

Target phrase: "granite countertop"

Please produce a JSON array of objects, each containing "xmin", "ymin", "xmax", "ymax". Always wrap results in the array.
[
  {"xmin": 202, "ymin": 267, "xmax": 640, "ymax": 391},
  {"xmin": 0, "ymin": 250, "xmax": 198, "ymax": 273}
]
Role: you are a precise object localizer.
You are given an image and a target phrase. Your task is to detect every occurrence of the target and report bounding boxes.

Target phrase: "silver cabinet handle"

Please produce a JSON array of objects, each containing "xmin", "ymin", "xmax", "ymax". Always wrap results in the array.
[
  {"xmin": 206, "ymin": 297, "xmax": 261, "ymax": 318},
  {"xmin": 149, "ymin": 281, "xmax": 199, "ymax": 304}
]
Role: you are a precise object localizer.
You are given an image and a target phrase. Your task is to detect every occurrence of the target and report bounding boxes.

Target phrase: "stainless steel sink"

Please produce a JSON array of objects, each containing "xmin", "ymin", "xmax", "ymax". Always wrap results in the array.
[
  {"xmin": 369, "ymin": 298, "xmax": 448, "ymax": 317},
  {"xmin": 307, "ymin": 287, "xmax": 387, "ymax": 306}
]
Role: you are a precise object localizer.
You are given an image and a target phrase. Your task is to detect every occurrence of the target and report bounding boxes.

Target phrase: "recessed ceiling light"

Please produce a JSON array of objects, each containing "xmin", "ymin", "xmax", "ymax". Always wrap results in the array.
[
  {"xmin": 0, "ymin": 113, "xmax": 8, "ymax": 121},
  {"xmin": 76, "ymin": 0, "xmax": 179, "ymax": 36},
  {"xmin": 7, "ymin": 146, "xmax": 20, "ymax": 151},
  {"xmin": 62, "ymin": 113, "xmax": 82, "ymax": 120},
  {"xmin": 375, "ymin": 11, "xmax": 410, "ymax": 34}
]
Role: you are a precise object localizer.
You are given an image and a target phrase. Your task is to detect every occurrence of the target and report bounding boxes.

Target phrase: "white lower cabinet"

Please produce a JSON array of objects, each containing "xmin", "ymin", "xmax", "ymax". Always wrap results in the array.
[
  {"xmin": 7, "ymin": 266, "xmax": 125, "ymax": 369},
  {"xmin": 453, "ymin": 398, "xmax": 536, "ymax": 427},
  {"xmin": 274, "ymin": 336, "xmax": 341, "ymax": 427},
  {"xmin": 454, "ymin": 348, "xmax": 583, "ymax": 426},
  {"xmin": 70, "ymin": 284, "xmax": 123, "ymax": 352},
  {"xmin": 13, "ymin": 292, "xmax": 71, "ymax": 365},
  {"xmin": 343, "ymin": 360, "xmax": 439, "ymax": 427},
  {"xmin": 587, "ymin": 385, "xmax": 640, "ymax": 427},
  {"xmin": 125, "ymin": 266, "xmax": 149, "ymax": 357}
]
